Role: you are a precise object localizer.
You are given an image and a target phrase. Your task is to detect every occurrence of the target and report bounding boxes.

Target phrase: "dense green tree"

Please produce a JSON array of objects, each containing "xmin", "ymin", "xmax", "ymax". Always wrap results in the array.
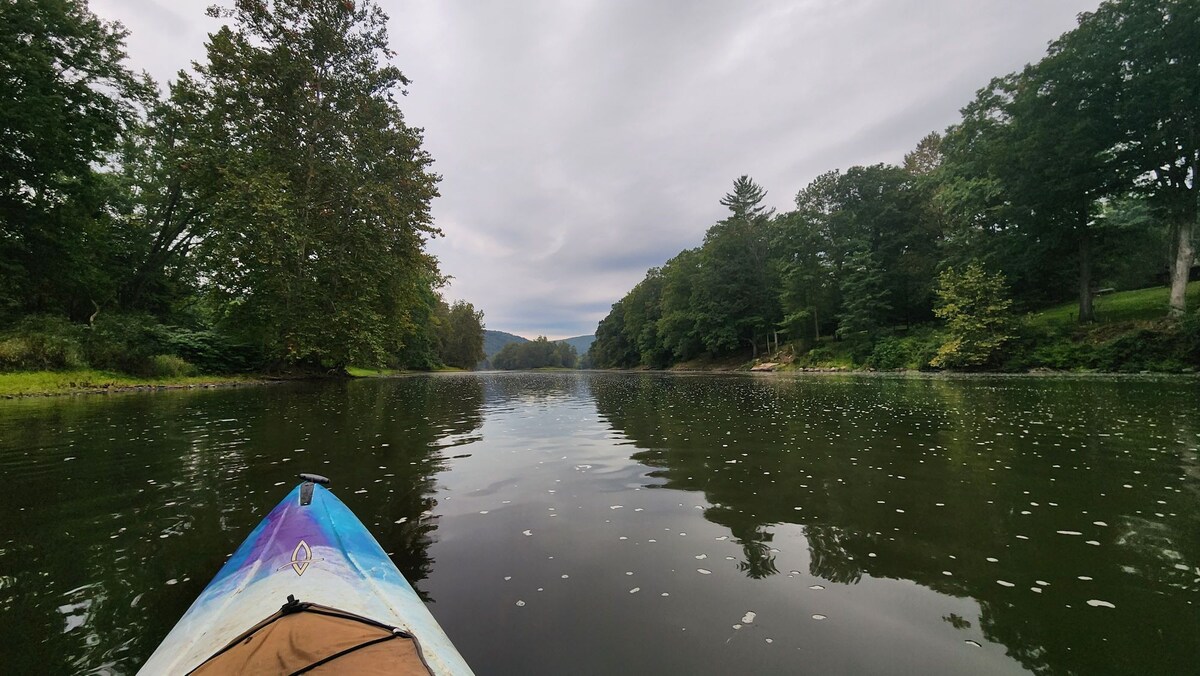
[
  {"xmin": 438, "ymin": 300, "xmax": 485, "ymax": 369},
  {"xmin": 655, "ymin": 249, "xmax": 705, "ymax": 361},
  {"xmin": 0, "ymin": 0, "xmax": 152, "ymax": 319},
  {"xmin": 185, "ymin": 0, "xmax": 441, "ymax": 368},
  {"xmin": 930, "ymin": 262, "xmax": 1015, "ymax": 368},
  {"xmin": 836, "ymin": 249, "xmax": 891, "ymax": 344},
  {"xmin": 620, "ymin": 268, "xmax": 670, "ymax": 367},
  {"xmin": 590, "ymin": 299, "xmax": 638, "ymax": 368},
  {"xmin": 1055, "ymin": 0, "xmax": 1199, "ymax": 315},
  {"xmin": 492, "ymin": 336, "xmax": 576, "ymax": 370},
  {"xmin": 693, "ymin": 176, "xmax": 779, "ymax": 357},
  {"xmin": 116, "ymin": 83, "xmax": 214, "ymax": 314}
]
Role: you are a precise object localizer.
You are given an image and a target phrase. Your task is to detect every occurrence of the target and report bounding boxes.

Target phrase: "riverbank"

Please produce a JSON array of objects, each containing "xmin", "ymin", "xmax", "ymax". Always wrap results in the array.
[
  {"xmin": 0, "ymin": 364, "xmax": 474, "ymax": 398},
  {"xmin": 0, "ymin": 369, "xmax": 267, "ymax": 398},
  {"xmin": 662, "ymin": 283, "xmax": 1200, "ymax": 374}
]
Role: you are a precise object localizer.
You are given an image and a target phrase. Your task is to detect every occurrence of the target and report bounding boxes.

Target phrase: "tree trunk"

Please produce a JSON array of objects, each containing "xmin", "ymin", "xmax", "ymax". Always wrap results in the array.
[
  {"xmin": 1078, "ymin": 229, "xmax": 1094, "ymax": 323},
  {"xmin": 1169, "ymin": 217, "xmax": 1194, "ymax": 316}
]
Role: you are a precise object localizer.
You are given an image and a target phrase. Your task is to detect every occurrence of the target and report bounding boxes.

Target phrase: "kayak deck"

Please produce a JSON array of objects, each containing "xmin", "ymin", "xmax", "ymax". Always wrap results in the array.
[
  {"xmin": 139, "ymin": 481, "xmax": 472, "ymax": 675},
  {"xmin": 190, "ymin": 601, "xmax": 431, "ymax": 675}
]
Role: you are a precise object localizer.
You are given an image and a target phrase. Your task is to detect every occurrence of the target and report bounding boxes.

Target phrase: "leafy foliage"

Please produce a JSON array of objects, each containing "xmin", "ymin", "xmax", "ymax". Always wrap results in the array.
[
  {"xmin": 0, "ymin": 0, "xmax": 152, "ymax": 320},
  {"xmin": 592, "ymin": 0, "xmax": 1195, "ymax": 372},
  {"xmin": 930, "ymin": 262, "xmax": 1015, "ymax": 369},
  {"xmin": 0, "ymin": 0, "xmax": 482, "ymax": 377},
  {"xmin": 437, "ymin": 300, "xmax": 486, "ymax": 369},
  {"xmin": 492, "ymin": 337, "xmax": 577, "ymax": 370}
]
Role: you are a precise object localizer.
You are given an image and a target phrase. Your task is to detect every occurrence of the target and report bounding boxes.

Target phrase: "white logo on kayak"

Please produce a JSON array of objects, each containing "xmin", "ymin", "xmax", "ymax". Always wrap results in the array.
[{"xmin": 291, "ymin": 540, "xmax": 313, "ymax": 576}]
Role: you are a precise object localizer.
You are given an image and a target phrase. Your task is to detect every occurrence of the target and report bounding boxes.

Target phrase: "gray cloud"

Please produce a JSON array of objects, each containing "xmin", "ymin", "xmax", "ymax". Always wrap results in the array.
[{"xmin": 91, "ymin": 0, "xmax": 1099, "ymax": 339}]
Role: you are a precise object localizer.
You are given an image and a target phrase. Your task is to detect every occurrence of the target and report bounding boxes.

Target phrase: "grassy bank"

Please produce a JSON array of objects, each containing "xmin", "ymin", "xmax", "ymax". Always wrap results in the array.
[
  {"xmin": 774, "ymin": 282, "xmax": 1200, "ymax": 373},
  {"xmin": 0, "ymin": 369, "xmax": 260, "ymax": 398}
]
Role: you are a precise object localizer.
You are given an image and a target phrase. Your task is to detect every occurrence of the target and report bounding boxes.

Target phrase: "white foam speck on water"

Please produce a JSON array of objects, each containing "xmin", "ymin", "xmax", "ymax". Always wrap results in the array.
[
  {"xmin": 273, "ymin": 481, "xmax": 285, "ymax": 487},
  {"xmin": 561, "ymin": 575, "xmax": 569, "ymax": 579},
  {"xmin": 1078, "ymin": 576, "xmax": 1093, "ymax": 581},
  {"xmin": 942, "ymin": 571, "xmax": 953, "ymax": 576},
  {"xmin": 1016, "ymin": 535, "xmax": 1029, "ymax": 540},
  {"xmin": 695, "ymin": 554, "xmax": 707, "ymax": 560},
  {"xmin": 742, "ymin": 612, "xmax": 756, "ymax": 623},
  {"xmin": 626, "ymin": 572, "xmax": 634, "ymax": 576},
  {"xmin": 504, "ymin": 577, "xmax": 511, "ymax": 581},
  {"xmin": 997, "ymin": 580, "xmax": 1015, "ymax": 587},
  {"xmin": 629, "ymin": 587, "xmax": 640, "ymax": 594},
  {"xmin": 809, "ymin": 585, "xmax": 824, "ymax": 590},
  {"xmin": 697, "ymin": 569, "xmax": 712, "ymax": 575},
  {"xmin": 811, "ymin": 614, "xmax": 827, "ymax": 621},
  {"xmin": 661, "ymin": 593, "xmax": 669, "ymax": 597},
  {"xmin": 1031, "ymin": 587, "xmax": 1042, "ymax": 593},
  {"xmin": 715, "ymin": 536, "xmax": 728, "ymax": 541},
  {"xmin": 609, "ymin": 505, "xmax": 623, "ymax": 510},
  {"xmin": 1057, "ymin": 530, "xmax": 1082, "ymax": 536},
  {"xmin": 1093, "ymin": 521, "xmax": 1108, "ymax": 527},
  {"xmin": 986, "ymin": 557, "xmax": 999, "ymax": 563},
  {"xmin": 732, "ymin": 624, "xmax": 742, "ymax": 630},
  {"xmin": 1036, "ymin": 580, "xmax": 1050, "ymax": 586},
  {"xmin": 394, "ymin": 518, "xmax": 407, "ymax": 524},
  {"xmin": 1086, "ymin": 540, "xmax": 1100, "ymax": 546},
  {"xmin": 619, "ymin": 536, "xmax": 628, "ymax": 541},
  {"xmin": 515, "ymin": 600, "xmax": 525, "ymax": 607},
  {"xmin": 479, "ymin": 511, "xmax": 489, "ymax": 515},
  {"xmin": 166, "ymin": 579, "xmax": 178, "ymax": 585},
  {"xmin": 522, "ymin": 530, "xmax": 532, "ymax": 536},
  {"xmin": 965, "ymin": 640, "xmax": 982, "ymax": 648},
  {"xmin": 1087, "ymin": 599, "xmax": 1115, "ymax": 608}
]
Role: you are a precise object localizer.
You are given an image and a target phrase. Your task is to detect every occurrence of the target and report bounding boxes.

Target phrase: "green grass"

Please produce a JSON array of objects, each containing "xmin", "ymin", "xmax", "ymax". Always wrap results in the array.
[
  {"xmin": 1025, "ymin": 281, "xmax": 1200, "ymax": 329},
  {"xmin": 0, "ymin": 369, "xmax": 254, "ymax": 397},
  {"xmin": 345, "ymin": 366, "xmax": 404, "ymax": 377}
]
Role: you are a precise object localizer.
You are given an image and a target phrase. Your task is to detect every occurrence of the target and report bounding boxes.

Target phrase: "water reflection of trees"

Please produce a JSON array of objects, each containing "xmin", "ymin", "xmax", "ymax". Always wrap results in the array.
[
  {"xmin": 0, "ymin": 375, "xmax": 485, "ymax": 674},
  {"xmin": 591, "ymin": 373, "xmax": 1200, "ymax": 676}
]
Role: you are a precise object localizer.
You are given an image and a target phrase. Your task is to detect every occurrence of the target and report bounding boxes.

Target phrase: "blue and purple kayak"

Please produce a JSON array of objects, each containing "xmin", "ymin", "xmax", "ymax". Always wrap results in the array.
[{"xmin": 139, "ymin": 475, "xmax": 474, "ymax": 675}]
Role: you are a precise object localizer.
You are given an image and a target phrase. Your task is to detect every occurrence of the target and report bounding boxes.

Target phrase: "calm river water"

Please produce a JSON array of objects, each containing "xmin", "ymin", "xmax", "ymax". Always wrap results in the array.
[{"xmin": 0, "ymin": 372, "xmax": 1197, "ymax": 674}]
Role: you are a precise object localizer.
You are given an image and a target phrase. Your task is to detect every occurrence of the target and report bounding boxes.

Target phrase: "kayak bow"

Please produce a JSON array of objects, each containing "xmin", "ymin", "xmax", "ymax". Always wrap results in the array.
[{"xmin": 139, "ymin": 475, "xmax": 473, "ymax": 675}]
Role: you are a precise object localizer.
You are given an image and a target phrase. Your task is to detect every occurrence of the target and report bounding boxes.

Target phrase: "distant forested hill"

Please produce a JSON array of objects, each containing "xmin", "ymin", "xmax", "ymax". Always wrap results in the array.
[
  {"xmin": 560, "ymin": 335, "xmax": 595, "ymax": 355},
  {"xmin": 484, "ymin": 330, "xmax": 529, "ymax": 359},
  {"xmin": 479, "ymin": 331, "xmax": 594, "ymax": 369}
]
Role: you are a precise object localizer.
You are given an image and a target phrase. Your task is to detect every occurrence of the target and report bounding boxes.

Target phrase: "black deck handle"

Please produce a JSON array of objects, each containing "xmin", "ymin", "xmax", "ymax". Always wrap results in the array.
[{"xmin": 299, "ymin": 473, "xmax": 330, "ymax": 485}]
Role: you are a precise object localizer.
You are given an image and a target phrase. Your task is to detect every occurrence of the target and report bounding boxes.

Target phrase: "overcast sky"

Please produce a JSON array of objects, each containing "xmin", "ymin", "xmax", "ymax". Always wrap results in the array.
[{"xmin": 91, "ymin": 0, "xmax": 1100, "ymax": 339}]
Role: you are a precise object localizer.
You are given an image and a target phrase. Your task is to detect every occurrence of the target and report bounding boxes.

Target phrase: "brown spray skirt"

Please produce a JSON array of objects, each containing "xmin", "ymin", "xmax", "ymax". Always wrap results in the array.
[{"xmin": 189, "ymin": 603, "xmax": 433, "ymax": 676}]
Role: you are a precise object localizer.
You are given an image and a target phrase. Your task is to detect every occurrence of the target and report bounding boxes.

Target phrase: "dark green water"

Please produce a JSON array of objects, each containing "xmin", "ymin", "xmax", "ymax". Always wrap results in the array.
[{"xmin": 0, "ymin": 373, "xmax": 1197, "ymax": 675}]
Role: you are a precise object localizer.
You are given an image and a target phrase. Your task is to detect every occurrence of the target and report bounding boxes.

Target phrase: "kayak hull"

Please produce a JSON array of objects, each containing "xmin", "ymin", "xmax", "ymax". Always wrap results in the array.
[{"xmin": 139, "ymin": 483, "xmax": 473, "ymax": 675}]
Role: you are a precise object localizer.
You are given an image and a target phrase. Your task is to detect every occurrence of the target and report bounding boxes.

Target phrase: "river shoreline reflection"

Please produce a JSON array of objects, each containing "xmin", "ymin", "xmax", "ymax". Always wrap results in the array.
[{"xmin": 0, "ymin": 372, "xmax": 1196, "ymax": 674}]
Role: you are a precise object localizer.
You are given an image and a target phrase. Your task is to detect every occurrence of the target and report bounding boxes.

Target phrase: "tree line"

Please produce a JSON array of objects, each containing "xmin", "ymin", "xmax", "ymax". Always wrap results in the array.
[
  {"xmin": 590, "ymin": 0, "xmax": 1198, "ymax": 371},
  {"xmin": 0, "ymin": 0, "xmax": 484, "ymax": 375},
  {"xmin": 491, "ymin": 337, "xmax": 577, "ymax": 370}
]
